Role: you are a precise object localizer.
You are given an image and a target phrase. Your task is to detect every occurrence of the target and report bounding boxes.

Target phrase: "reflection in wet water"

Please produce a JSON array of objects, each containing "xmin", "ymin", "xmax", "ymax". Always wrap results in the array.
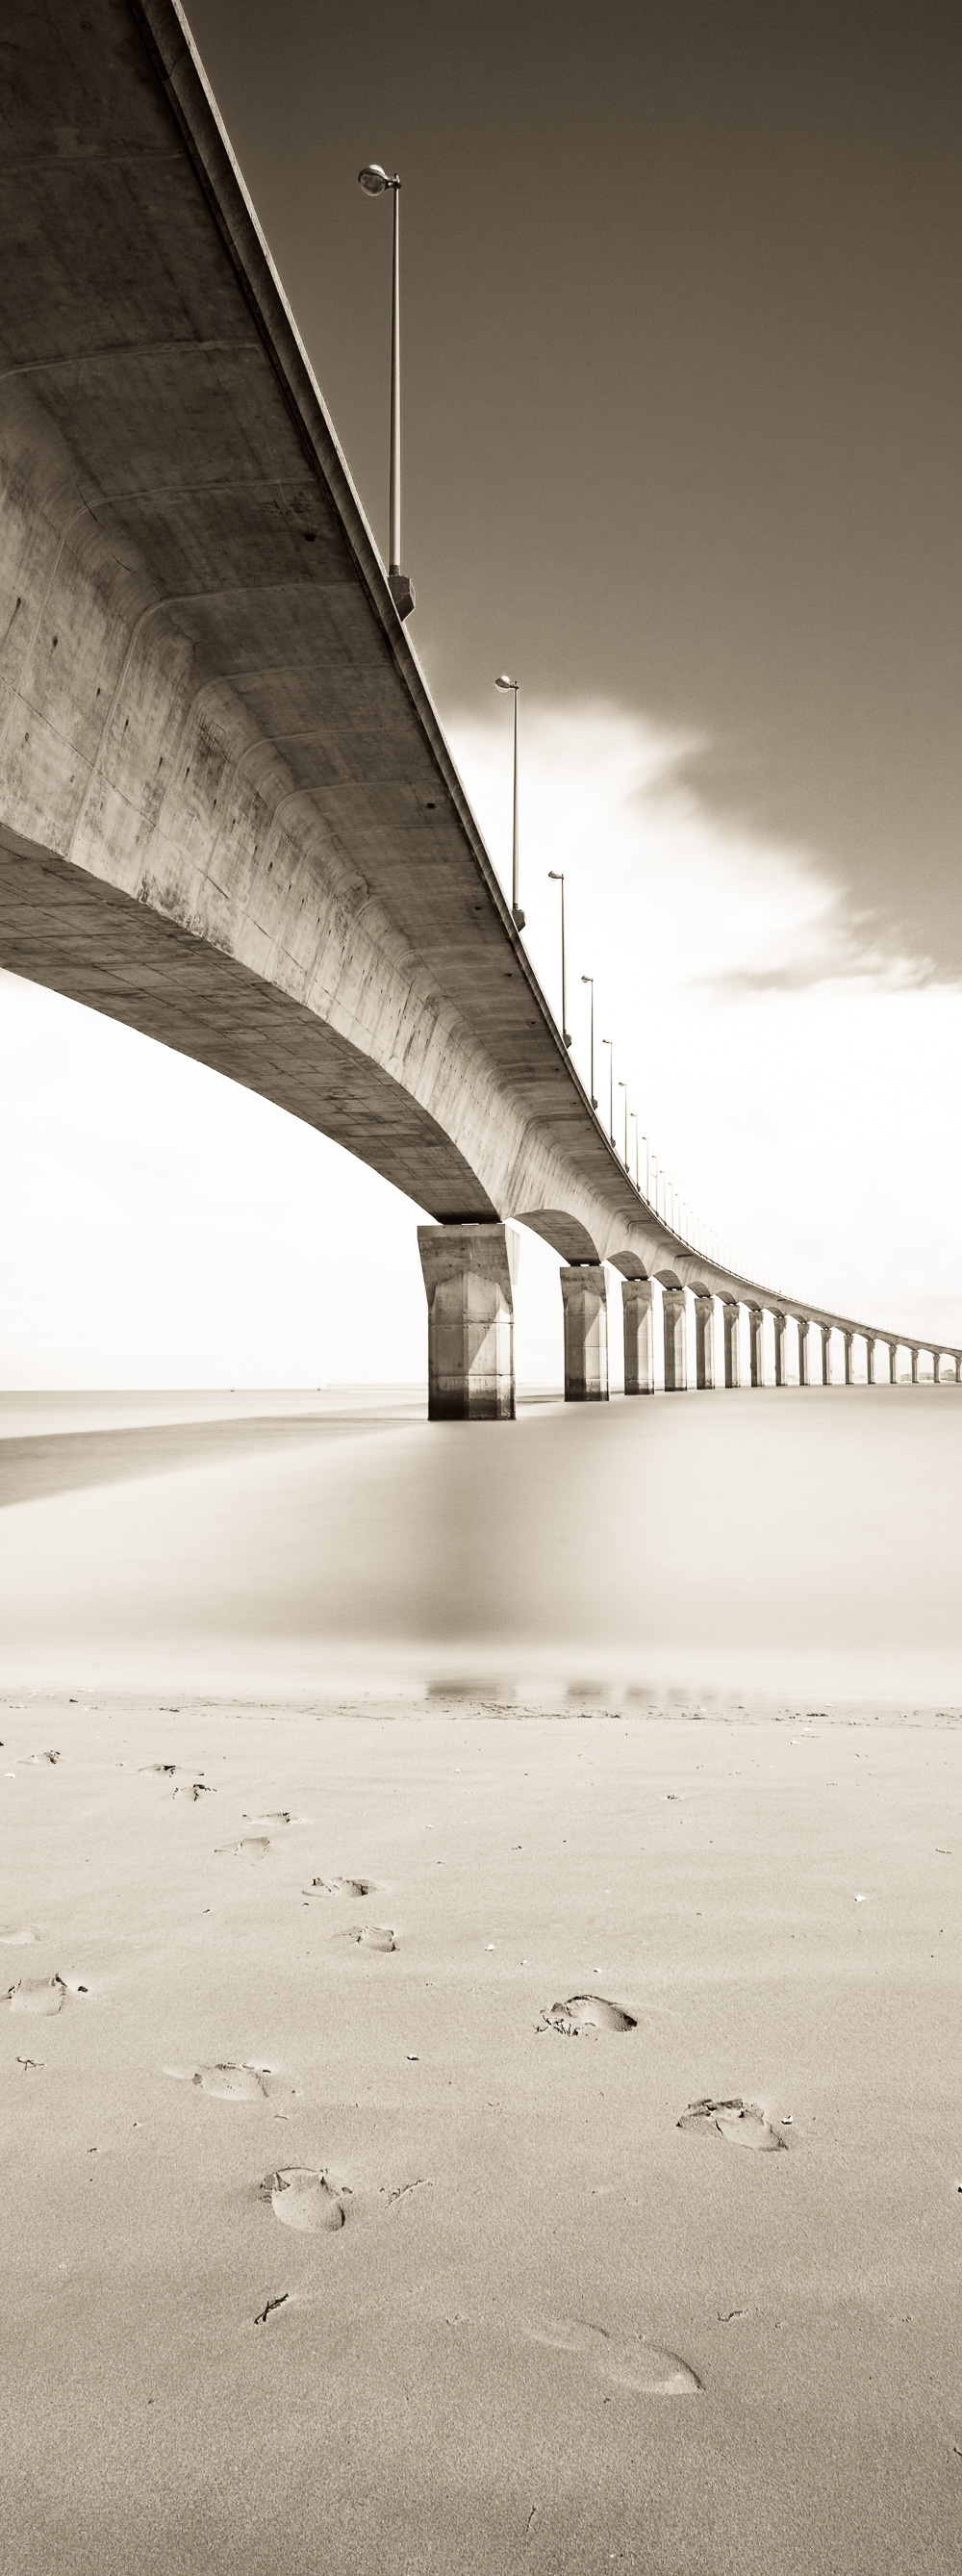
[{"xmin": 0, "ymin": 1386, "xmax": 960, "ymax": 1703}]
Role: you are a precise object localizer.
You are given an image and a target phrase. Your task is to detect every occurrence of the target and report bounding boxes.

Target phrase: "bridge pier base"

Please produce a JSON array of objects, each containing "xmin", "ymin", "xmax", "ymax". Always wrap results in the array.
[
  {"xmin": 772, "ymin": 1312, "xmax": 787, "ymax": 1386},
  {"xmin": 663, "ymin": 1288, "xmax": 688, "ymax": 1391},
  {"xmin": 722, "ymin": 1301, "xmax": 741, "ymax": 1388},
  {"xmin": 418, "ymin": 1223, "xmax": 518, "ymax": 1421},
  {"xmin": 821, "ymin": 1323, "xmax": 833, "ymax": 1386},
  {"xmin": 695, "ymin": 1294, "xmax": 715, "ymax": 1390},
  {"xmin": 910, "ymin": 1348, "xmax": 919, "ymax": 1385},
  {"xmin": 561, "ymin": 1264, "xmax": 609, "ymax": 1401},
  {"xmin": 748, "ymin": 1305, "xmax": 764, "ymax": 1388},
  {"xmin": 797, "ymin": 1318, "xmax": 810, "ymax": 1385},
  {"xmin": 843, "ymin": 1330, "xmax": 854, "ymax": 1386},
  {"xmin": 866, "ymin": 1335, "xmax": 876, "ymax": 1385},
  {"xmin": 622, "ymin": 1278, "xmax": 655, "ymax": 1394}
]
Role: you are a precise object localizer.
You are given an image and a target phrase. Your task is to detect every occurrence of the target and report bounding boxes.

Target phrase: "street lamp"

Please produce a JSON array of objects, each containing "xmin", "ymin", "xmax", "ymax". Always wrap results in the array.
[
  {"xmin": 643, "ymin": 1134, "xmax": 650, "ymax": 1201},
  {"xmin": 618, "ymin": 1080, "xmax": 628, "ymax": 1170},
  {"xmin": 630, "ymin": 1109, "xmax": 640, "ymax": 1189},
  {"xmin": 358, "ymin": 165, "xmax": 415, "ymax": 621},
  {"xmin": 601, "ymin": 1037, "xmax": 614, "ymax": 1143},
  {"xmin": 547, "ymin": 872, "xmax": 571, "ymax": 1047},
  {"xmin": 581, "ymin": 974, "xmax": 596, "ymax": 1107},
  {"xmin": 494, "ymin": 676, "xmax": 524, "ymax": 928}
]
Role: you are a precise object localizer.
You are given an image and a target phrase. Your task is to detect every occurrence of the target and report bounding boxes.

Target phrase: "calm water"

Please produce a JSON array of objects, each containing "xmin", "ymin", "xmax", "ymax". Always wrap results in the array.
[{"xmin": 0, "ymin": 1385, "xmax": 960, "ymax": 1704}]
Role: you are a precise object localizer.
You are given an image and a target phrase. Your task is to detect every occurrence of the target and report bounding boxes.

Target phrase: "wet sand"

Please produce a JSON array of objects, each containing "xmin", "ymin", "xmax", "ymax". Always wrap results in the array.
[{"xmin": 3, "ymin": 1688, "xmax": 962, "ymax": 2574}]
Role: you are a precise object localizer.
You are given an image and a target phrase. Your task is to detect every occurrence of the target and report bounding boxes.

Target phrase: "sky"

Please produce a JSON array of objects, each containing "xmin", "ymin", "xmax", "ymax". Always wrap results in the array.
[{"xmin": 3, "ymin": 0, "xmax": 961, "ymax": 1384}]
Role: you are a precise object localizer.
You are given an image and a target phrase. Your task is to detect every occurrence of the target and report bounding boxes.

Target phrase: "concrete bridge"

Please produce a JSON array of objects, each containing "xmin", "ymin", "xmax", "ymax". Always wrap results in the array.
[{"xmin": 0, "ymin": 0, "xmax": 956, "ymax": 1414}]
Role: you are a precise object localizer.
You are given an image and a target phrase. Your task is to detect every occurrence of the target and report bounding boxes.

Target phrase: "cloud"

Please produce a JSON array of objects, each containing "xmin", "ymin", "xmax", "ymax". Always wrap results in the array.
[{"xmin": 448, "ymin": 700, "xmax": 962, "ymax": 1341}]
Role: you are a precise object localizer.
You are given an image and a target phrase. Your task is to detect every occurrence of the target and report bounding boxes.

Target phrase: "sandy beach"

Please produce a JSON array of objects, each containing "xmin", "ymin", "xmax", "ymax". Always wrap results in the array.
[{"xmin": 3, "ymin": 1681, "xmax": 962, "ymax": 2574}]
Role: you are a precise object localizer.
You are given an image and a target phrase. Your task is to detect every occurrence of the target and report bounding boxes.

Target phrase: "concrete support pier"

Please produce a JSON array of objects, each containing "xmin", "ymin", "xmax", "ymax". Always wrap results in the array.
[
  {"xmin": 722, "ymin": 1302, "xmax": 741, "ymax": 1388},
  {"xmin": 797, "ymin": 1318, "xmax": 810, "ymax": 1385},
  {"xmin": 843, "ymin": 1330, "xmax": 854, "ymax": 1387},
  {"xmin": 748, "ymin": 1305, "xmax": 764, "ymax": 1388},
  {"xmin": 560, "ymin": 1264, "xmax": 609, "ymax": 1402},
  {"xmin": 888, "ymin": 1341, "xmax": 899, "ymax": 1385},
  {"xmin": 910, "ymin": 1348, "xmax": 919, "ymax": 1385},
  {"xmin": 418, "ymin": 1222, "xmax": 519, "ymax": 1421},
  {"xmin": 933, "ymin": 1352, "xmax": 943, "ymax": 1384},
  {"xmin": 695, "ymin": 1294, "xmax": 715, "ymax": 1390},
  {"xmin": 821, "ymin": 1323, "xmax": 833, "ymax": 1386},
  {"xmin": 663, "ymin": 1288, "xmax": 688, "ymax": 1391},
  {"xmin": 866, "ymin": 1336, "xmax": 876, "ymax": 1386},
  {"xmin": 772, "ymin": 1312, "xmax": 787, "ymax": 1387},
  {"xmin": 622, "ymin": 1278, "xmax": 655, "ymax": 1395}
]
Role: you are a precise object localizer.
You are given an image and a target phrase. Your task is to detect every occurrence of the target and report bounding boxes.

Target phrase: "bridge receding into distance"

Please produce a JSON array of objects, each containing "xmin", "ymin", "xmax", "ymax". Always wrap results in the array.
[{"xmin": 1, "ymin": 0, "xmax": 956, "ymax": 1414}]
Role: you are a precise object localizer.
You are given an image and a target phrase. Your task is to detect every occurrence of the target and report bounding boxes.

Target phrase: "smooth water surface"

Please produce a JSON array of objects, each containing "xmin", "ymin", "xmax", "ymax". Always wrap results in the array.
[{"xmin": 0, "ymin": 1385, "xmax": 959, "ymax": 1702}]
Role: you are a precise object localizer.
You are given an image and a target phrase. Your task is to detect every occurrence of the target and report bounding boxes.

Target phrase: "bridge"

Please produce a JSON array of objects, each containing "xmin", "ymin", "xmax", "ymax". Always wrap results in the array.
[{"xmin": 0, "ymin": 0, "xmax": 956, "ymax": 1415}]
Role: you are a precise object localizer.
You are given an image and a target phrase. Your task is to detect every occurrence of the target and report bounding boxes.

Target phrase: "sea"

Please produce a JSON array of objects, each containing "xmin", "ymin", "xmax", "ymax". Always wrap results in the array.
[{"xmin": 0, "ymin": 1383, "xmax": 959, "ymax": 1709}]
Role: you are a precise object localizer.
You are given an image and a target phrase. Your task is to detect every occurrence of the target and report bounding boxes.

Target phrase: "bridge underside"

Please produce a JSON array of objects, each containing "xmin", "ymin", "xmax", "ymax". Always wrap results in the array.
[{"xmin": 0, "ymin": 826, "xmax": 497, "ymax": 1218}]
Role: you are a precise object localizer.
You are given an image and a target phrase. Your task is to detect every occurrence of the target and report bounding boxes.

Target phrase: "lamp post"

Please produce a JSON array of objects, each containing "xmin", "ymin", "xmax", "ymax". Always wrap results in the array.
[
  {"xmin": 630, "ymin": 1110, "xmax": 640, "ymax": 1189},
  {"xmin": 494, "ymin": 676, "xmax": 524, "ymax": 928},
  {"xmin": 358, "ymin": 165, "xmax": 415, "ymax": 621},
  {"xmin": 618, "ymin": 1080, "xmax": 628, "ymax": 1170},
  {"xmin": 581, "ymin": 974, "xmax": 596, "ymax": 1107},
  {"xmin": 601, "ymin": 1037, "xmax": 613, "ymax": 1143},
  {"xmin": 643, "ymin": 1134, "xmax": 650, "ymax": 1201},
  {"xmin": 547, "ymin": 871, "xmax": 571, "ymax": 1047}
]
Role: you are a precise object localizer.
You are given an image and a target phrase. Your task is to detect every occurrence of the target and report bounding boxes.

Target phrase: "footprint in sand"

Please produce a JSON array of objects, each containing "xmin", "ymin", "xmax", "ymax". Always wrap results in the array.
[
  {"xmin": 543, "ymin": 1994, "xmax": 636, "ymax": 2035},
  {"xmin": 259, "ymin": 2167, "xmax": 345, "ymax": 2232},
  {"xmin": 351, "ymin": 1925, "xmax": 396, "ymax": 1952},
  {"xmin": 525, "ymin": 2316, "xmax": 700, "ymax": 2395},
  {"xmin": 245, "ymin": 1811, "xmax": 306, "ymax": 1828},
  {"xmin": 8, "ymin": 1975, "xmax": 66, "ymax": 2016},
  {"xmin": 165, "ymin": 2062, "xmax": 271, "ymax": 2101},
  {"xmin": 215, "ymin": 1837, "xmax": 271, "ymax": 1860},
  {"xmin": 677, "ymin": 2097, "xmax": 786, "ymax": 2153},
  {"xmin": 140, "ymin": 1764, "xmax": 211, "ymax": 1798},
  {"xmin": 304, "ymin": 1875, "xmax": 377, "ymax": 1898},
  {"xmin": 0, "ymin": 1926, "xmax": 39, "ymax": 1948}
]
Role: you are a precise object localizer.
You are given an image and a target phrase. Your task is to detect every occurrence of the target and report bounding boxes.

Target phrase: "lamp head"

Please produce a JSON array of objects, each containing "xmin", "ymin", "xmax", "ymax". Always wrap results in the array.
[
  {"xmin": 358, "ymin": 164, "xmax": 392, "ymax": 194},
  {"xmin": 548, "ymin": 870, "xmax": 563, "ymax": 881},
  {"xmin": 494, "ymin": 674, "xmax": 517, "ymax": 692},
  {"xmin": 581, "ymin": 972, "xmax": 592, "ymax": 984}
]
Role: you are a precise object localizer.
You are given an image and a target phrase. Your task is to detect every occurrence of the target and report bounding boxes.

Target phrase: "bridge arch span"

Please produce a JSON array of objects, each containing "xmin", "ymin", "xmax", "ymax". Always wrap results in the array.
[
  {"xmin": 604, "ymin": 1248, "xmax": 649, "ymax": 1282},
  {"xmin": 514, "ymin": 1210, "xmax": 602, "ymax": 1264}
]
